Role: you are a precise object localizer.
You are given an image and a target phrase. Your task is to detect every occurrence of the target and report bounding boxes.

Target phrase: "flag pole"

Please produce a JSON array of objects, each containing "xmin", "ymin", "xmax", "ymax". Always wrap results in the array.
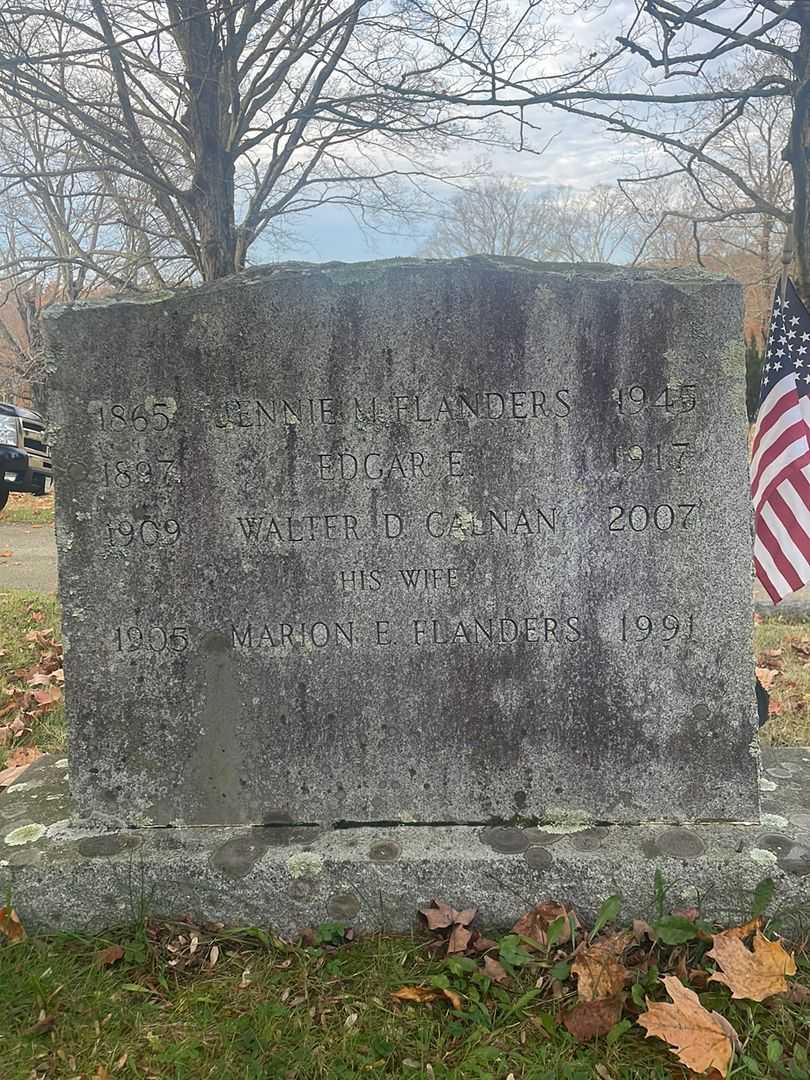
[{"xmin": 780, "ymin": 220, "xmax": 794, "ymax": 306}]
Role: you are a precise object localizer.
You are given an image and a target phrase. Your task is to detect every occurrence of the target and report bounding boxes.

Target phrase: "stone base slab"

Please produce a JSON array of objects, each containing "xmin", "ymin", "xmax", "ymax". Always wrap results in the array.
[{"xmin": 2, "ymin": 749, "xmax": 809, "ymax": 935}]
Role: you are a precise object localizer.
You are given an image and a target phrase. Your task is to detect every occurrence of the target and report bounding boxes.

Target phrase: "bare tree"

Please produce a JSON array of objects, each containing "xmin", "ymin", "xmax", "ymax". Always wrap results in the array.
[
  {"xmin": 396, "ymin": 1, "xmax": 804, "ymax": 298},
  {"xmin": 422, "ymin": 177, "xmax": 643, "ymax": 264},
  {"xmin": 421, "ymin": 176, "xmax": 557, "ymax": 258},
  {"xmin": 0, "ymin": 0, "xmax": 535, "ymax": 283}
]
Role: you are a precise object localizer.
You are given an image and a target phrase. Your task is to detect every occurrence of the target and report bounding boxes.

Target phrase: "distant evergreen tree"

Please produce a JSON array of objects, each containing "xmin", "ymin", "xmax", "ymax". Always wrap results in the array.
[{"xmin": 746, "ymin": 334, "xmax": 763, "ymax": 422}]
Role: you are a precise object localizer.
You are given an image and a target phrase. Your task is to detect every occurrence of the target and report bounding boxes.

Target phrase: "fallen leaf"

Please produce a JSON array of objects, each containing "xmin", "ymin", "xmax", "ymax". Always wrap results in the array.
[
  {"xmin": 34, "ymin": 685, "xmax": 61, "ymax": 705},
  {"xmin": 707, "ymin": 930, "xmax": 796, "ymax": 1002},
  {"xmin": 0, "ymin": 763, "xmax": 28, "ymax": 788},
  {"xmin": 512, "ymin": 901, "xmax": 581, "ymax": 947},
  {"xmin": 208, "ymin": 944, "xmax": 220, "ymax": 967},
  {"xmin": 392, "ymin": 985, "xmax": 440, "ymax": 1005},
  {"xmin": 391, "ymin": 986, "xmax": 463, "ymax": 1009},
  {"xmin": 572, "ymin": 938, "xmax": 631, "ymax": 1001},
  {"xmin": 483, "ymin": 955, "xmax": 509, "ymax": 983},
  {"xmin": 471, "ymin": 935, "xmax": 498, "ymax": 953},
  {"xmin": 758, "ymin": 648, "xmax": 783, "ymax": 668},
  {"xmin": 632, "ymin": 919, "xmax": 653, "ymax": 942},
  {"xmin": 95, "ymin": 1068, "xmax": 112, "ymax": 1080},
  {"xmin": 638, "ymin": 975, "xmax": 738, "ymax": 1077},
  {"xmin": 787, "ymin": 983, "xmax": 810, "ymax": 1004},
  {"xmin": 755, "ymin": 667, "xmax": 780, "ymax": 692},
  {"xmin": 96, "ymin": 944, "xmax": 124, "ymax": 966},
  {"xmin": 25, "ymin": 1010, "xmax": 55, "ymax": 1036},
  {"xmin": 448, "ymin": 924, "xmax": 472, "ymax": 955},
  {"xmin": 30, "ymin": 611, "xmax": 45, "ymax": 624},
  {"xmin": 5, "ymin": 746, "xmax": 43, "ymax": 769},
  {"xmin": 419, "ymin": 899, "xmax": 476, "ymax": 931},
  {"xmin": 0, "ymin": 550, "xmax": 12, "ymax": 558},
  {"xmin": 0, "ymin": 906, "xmax": 26, "ymax": 942},
  {"xmin": 563, "ymin": 995, "xmax": 623, "ymax": 1041},
  {"xmin": 717, "ymin": 917, "xmax": 762, "ymax": 942},
  {"xmin": 419, "ymin": 900, "xmax": 456, "ymax": 930},
  {"xmin": 789, "ymin": 638, "xmax": 810, "ymax": 661}
]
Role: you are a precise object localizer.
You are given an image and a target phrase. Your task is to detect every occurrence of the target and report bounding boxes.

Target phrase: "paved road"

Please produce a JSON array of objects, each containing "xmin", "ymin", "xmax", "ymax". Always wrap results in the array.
[
  {"xmin": 1, "ymin": 521, "xmax": 810, "ymax": 613},
  {"xmin": 0, "ymin": 524, "xmax": 58, "ymax": 593}
]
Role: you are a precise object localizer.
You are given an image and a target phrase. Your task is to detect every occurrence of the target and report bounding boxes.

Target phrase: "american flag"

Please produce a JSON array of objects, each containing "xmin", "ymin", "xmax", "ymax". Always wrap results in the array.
[{"xmin": 752, "ymin": 279, "xmax": 810, "ymax": 603}]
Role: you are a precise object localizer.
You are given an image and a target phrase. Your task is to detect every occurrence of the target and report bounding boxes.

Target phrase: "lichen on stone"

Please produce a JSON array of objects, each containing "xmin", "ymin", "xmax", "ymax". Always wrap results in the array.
[
  {"xmin": 4, "ymin": 823, "xmax": 46, "ymax": 847},
  {"xmin": 749, "ymin": 848, "xmax": 779, "ymax": 866},
  {"xmin": 287, "ymin": 851, "xmax": 323, "ymax": 879}
]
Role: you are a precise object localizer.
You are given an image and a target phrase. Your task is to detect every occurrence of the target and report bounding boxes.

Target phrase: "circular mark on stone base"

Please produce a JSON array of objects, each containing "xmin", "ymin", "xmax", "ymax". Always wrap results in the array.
[
  {"xmin": 756, "ymin": 833, "xmax": 797, "ymax": 858},
  {"xmin": 571, "ymin": 827, "xmax": 608, "ymax": 853},
  {"xmin": 524, "ymin": 845, "xmax": 553, "ymax": 870},
  {"xmin": 766, "ymin": 767, "xmax": 795, "ymax": 780},
  {"xmin": 480, "ymin": 827, "xmax": 529, "ymax": 854},
  {"xmin": 210, "ymin": 834, "xmax": 271, "ymax": 878},
  {"xmin": 77, "ymin": 833, "xmax": 140, "ymax": 857},
  {"xmin": 655, "ymin": 829, "xmax": 706, "ymax": 858},
  {"xmin": 327, "ymin": 890, "xmax": 361, "ymax": 920},
  {"xmin": 368, "ymin": 841, "xmax": 401, "ymax": 863}
]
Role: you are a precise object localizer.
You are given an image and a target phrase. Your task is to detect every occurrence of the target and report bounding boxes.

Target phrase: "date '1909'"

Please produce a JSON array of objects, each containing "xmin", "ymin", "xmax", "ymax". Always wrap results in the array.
[{"xmin": 107, "ymin": 519, "xmax": 181, "ymax": 547}]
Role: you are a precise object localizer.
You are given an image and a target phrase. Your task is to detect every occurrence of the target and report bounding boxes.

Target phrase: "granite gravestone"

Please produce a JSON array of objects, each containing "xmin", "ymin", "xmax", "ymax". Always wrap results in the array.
[{"xmin": 44, "ymin": 259, "xmax": 758, "ymax": 828}]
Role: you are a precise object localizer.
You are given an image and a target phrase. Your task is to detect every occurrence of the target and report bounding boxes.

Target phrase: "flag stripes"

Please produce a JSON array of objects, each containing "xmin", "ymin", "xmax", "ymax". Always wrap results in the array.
[{"xmin": 752, "ymin": 281, "xmax": 810, "ymax": 604}]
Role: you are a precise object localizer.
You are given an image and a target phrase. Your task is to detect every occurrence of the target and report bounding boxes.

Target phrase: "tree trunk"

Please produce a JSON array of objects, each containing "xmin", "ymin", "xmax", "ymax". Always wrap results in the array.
[
  {"xmin": 790, "ymin": 9, "xmax": 810, "ymax": 306},
  {"xmin": 175, "ymin": 0, "xmax": 237, "ymax": 281}
]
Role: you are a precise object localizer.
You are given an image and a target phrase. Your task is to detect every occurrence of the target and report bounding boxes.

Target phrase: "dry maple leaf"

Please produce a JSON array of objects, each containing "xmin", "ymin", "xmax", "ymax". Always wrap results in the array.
[
  {"xmin": 707, "ymin": 930, "xmax": 797, "ymax": 1002},
  {"xmin": 563, "ymin": 995, "xmax": 624, "ymax": 1041},
  {"xmin": 638, "ymin": 975, "xmax": 738, "ymax": 1078},
  {"xmin": 572, "ymin": 937, "xmax": 631, "ymax": 1001},
  {"xmin": 0, "ymin": 906, "xmax": 26, "ymax": 943},
  {"xmin": 717, "ymin": 917, "xmax": 762, "ymax": 942},
  {"xmin": 512, "ymin": 901, "xmax": 581, "ymax": 947}
]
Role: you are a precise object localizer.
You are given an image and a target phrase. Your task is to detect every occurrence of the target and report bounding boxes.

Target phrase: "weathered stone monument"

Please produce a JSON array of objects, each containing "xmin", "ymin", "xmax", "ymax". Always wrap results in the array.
[{"xmin": 3, "ymin": 259, "xmax": 809, "ymax": 930}]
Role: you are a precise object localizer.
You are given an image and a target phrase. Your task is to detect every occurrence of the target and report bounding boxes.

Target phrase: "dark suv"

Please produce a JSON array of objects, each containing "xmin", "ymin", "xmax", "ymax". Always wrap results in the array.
[{"xmin": 0, "ymin": 402, "xmax": 53, "ymax": 512}]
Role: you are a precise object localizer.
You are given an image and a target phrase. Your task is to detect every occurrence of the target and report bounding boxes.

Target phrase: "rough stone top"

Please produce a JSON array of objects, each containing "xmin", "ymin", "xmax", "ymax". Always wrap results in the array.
[{"xmin": 44, "ymin": 257, "xmax": 737, "ymax": 323}]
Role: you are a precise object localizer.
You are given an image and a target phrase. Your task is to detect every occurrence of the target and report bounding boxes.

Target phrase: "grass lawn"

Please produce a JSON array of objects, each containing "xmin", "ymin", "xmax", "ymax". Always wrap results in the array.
[
  {"xmin": 0, "ymin": 590, "xmax": 63, "ymax": 770},
  {"xmin": 0, "ymin": 918, "xmax": 808, "ymax": 1080},
  {"xmin": 0, "ymin": 492, "xmax": 55, "ymax": 526}
]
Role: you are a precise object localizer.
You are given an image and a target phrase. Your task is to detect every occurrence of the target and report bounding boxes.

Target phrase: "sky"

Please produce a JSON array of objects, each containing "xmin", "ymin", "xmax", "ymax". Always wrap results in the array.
[
  {"xmin": 262, "ymin": 1, "xmax": 640, "ymax": 264},
  {"xmin": 264, "ymin": 116, "xmax": 624, "ymax": 263}
]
